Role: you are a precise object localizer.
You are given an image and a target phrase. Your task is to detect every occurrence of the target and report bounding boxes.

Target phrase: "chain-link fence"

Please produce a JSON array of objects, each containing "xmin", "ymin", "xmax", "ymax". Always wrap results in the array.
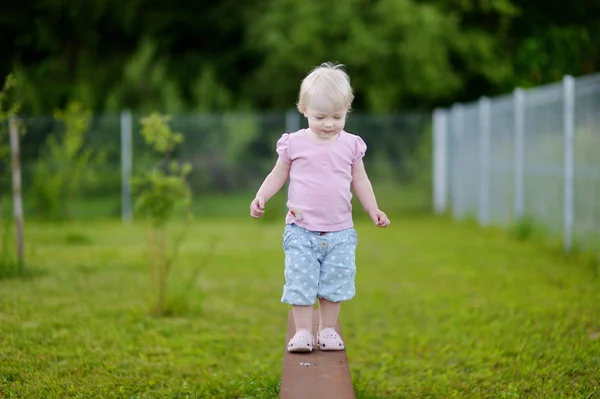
[
  {"xmin": 3, "ymin": 110, "xmax": 431, "ymax": 221},
  {"xmin": 433, "ymin": 73, "xmax": 600, "ymax": 253}
]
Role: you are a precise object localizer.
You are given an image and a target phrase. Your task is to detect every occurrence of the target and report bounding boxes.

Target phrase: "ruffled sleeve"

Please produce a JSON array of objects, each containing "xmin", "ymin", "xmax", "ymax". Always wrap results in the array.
[
  {"xmin": 276, "ymin": 133, "xmax": 291, "ymax": 163},
  {"xmin": 353, "ymin": 135, "xmax": 367, "ymax": 163}
]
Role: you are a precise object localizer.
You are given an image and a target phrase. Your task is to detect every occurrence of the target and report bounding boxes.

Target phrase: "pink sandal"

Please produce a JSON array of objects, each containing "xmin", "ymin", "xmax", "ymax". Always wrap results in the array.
[
  {"xmin": 287, "ymin": 329, "xmax": 314, "ymax": 353},
  {"xmin": 317, "ymin": 328, "xmax": 345, "ymax": 351}
]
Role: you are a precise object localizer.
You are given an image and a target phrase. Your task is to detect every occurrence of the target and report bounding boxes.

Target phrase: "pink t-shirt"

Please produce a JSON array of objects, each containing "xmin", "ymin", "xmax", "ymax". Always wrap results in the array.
[{"xmin": 276, "ymin": 129, "xmax": 367, "ymax": 232}]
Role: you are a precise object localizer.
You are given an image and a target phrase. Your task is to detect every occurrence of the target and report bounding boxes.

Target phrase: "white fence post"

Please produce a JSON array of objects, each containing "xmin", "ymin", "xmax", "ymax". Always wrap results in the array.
[
  {"xmin": 479, "ymin": 97, "xmax": 491, "ymax": 226},
  {"xmin": 513, "ymin": 88, "xmax": 525, "ymax": 221},
  {"xmin": 563, "ymin": 75, "xmax": 575, "ymax": 252},
  {"xmin": 433, "ymin": 108, "xmax": 448, "ymax": 214},
  {"xmin": 121, "ymin": 110, "xmax": 133, "ymax": 223}
]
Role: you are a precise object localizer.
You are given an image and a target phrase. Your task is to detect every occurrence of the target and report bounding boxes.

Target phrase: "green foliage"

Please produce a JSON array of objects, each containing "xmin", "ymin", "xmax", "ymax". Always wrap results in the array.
[
  {"xmin": 131, "ymin": 112, "xmax": 193, "ymax": 317},
  {"xmin": 105, "ymin": 38, "xmax": 185, "ymax": 115},
  {"xmin": 29, "ymin": 101, "xmax": 105, "ymax": 220},
  {"xmin": 1, "ymin": 0, "xmax": 598, "ymax": 113},
  {"xmin": 0, "ymin": 74, "xmax": 20, "ymax": 125},
  {"xmin": 510, "ymin": 0, "xmax": 600, "ymax": 87},
  {"xmin": 133, "ymin": 168, "xmax": 191, "ymax": 226},
  {"xmin": 0, "ymin": 74, "xmax": 21, "ymax": 185},
  {"xmin": 132, "ymin": 113, "xmax": 192, "ymax": 227},
  {"xmin": 192, "ymin": 65, "xmax": 234, "ymax": 112},
  {"xmin": 509, "ymin": 216, "xmax": 546, "ymax": 241},
  {"xmin": 0, "ymin": 74, "xmax": 23, "ymax": 278},
  {"xmin": 247, "ymin": 0, "xmax": 514, "ymax": 111}
]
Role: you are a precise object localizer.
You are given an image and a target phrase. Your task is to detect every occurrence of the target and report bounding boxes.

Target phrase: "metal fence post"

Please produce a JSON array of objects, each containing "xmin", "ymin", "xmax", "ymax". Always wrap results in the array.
[
  {"xmin": 513, "ymin": 88, "xmax": 525, "ymax": 221},
  {"xmin": 433, "ymin": 108, "xmax": 448, "ymax": 214},
  {"xmin": 479, "ymin": 97, "xmax": 491, "ymax": 226},
  {"xmin": 121, "ymin": 110, "xmax": 133, "ymax": 223},
  {"xmin": 563, "ymin": 76, "xmax": 575, "ymax": 252}
]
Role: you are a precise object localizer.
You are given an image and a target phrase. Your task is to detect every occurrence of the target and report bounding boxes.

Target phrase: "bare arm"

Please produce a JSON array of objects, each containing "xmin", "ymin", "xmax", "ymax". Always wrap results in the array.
[
  {"xmin": 250, "ymin": 158, "xmax": 291, "ymax": 218},
  {"xmin": 256, "ymin": 158, "xmax": 291, "ymax": 201},
  {"xmin": 352, "ymin": 159, "xmax": 390, "ymax": 227},
  {"xmin": 351, "ymin": 159, "xmax": 378, "ymax": 214}
]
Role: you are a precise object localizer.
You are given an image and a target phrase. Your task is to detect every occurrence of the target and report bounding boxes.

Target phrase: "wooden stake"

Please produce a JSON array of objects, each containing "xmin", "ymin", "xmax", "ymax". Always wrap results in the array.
[{"xmin": 9, "ymin": 117, "xmax": 24, "ymax": 269}]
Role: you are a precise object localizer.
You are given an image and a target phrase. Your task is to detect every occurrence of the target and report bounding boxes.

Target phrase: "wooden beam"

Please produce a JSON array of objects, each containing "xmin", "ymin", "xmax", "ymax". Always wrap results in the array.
[{"xmin": 280, "ymin": 309, "xmax": 355, "ymax": 399}]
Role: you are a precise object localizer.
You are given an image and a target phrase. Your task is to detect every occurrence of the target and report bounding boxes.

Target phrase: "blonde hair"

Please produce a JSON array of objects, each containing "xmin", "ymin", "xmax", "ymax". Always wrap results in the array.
[{"xmin": 297, "ymin": 62, "xmax": 354, "ymax": 113}]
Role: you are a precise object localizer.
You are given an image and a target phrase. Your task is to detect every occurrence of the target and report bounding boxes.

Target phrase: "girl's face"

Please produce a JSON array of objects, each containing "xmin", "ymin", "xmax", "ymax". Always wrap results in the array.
[{"xmin": 303, "ymin": 92, "xmax": 348, "ymax": 139}]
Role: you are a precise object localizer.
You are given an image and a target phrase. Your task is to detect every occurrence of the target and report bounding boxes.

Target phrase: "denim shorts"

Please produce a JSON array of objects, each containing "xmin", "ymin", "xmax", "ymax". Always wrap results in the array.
[{"xmin": 280, "ymin": 223, "xmax": 358, "ymax": 305}]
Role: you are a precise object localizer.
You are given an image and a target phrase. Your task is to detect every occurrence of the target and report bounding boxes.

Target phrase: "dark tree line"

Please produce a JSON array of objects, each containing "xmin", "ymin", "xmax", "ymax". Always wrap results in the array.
[{"xmin": 1, "ymin": 0, "xmax": 598, "ymax": 114}]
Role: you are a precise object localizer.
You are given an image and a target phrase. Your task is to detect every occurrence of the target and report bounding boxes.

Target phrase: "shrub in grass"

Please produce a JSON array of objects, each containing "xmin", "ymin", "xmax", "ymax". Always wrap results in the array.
[
  {"xmin": 29, "ymin": 101, "xmax": 106, "ymax": 220},
  {"xmin": 131, "ymin": 112, "xmax": 194, "ymax": 317}
]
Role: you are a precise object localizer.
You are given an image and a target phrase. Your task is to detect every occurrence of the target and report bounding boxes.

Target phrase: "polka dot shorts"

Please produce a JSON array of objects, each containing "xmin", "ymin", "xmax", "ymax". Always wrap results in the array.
[{"xmin": 280, "ymin": 223, "xmax": 358, "ymax": 305}]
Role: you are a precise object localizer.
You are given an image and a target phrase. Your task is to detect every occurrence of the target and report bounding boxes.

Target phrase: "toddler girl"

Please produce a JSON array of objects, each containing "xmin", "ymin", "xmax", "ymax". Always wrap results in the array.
[{"xmin": 250, "ymin": 62, "xmax": 390, "ymax": 353}]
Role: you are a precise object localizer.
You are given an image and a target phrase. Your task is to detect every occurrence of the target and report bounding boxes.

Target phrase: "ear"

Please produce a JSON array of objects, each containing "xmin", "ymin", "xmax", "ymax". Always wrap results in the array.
[{"xmin": 300, "ymin": 106, "xmax": 308, "ymax": 117}]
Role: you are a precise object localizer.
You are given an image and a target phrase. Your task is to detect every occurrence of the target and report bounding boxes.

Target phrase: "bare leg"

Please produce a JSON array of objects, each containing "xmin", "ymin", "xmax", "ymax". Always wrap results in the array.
[
  {"xmin": 293, "ymin": 305, "xmax": 314, "ymax": 332},
  {"xmin": 318, "ymin": 298, "xmax": 341, "ymax": 330}
]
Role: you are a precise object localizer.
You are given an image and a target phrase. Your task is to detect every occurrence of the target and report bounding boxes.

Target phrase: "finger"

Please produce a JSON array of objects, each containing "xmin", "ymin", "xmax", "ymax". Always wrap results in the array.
[
  {"xmin": 251, "ymin": 200, "xmax": 263, "ymax": 211},
  {"xmin": 378, "ymin": 214, "xmax": 389, "ymax": 227},
  {"xmin": 250, "ymin": 204, "xmax": 263, "ymax": 216},
  {"xmin": 251, "ymin": 210, "xmax": 263, "ymax": 218},
  {"xmin": 257, "ymin": 197, "xmax": 265, "ymax": 209},
  {"xmin": 252, "ymin": 206, "xmax": 264, "ymax": 215}
]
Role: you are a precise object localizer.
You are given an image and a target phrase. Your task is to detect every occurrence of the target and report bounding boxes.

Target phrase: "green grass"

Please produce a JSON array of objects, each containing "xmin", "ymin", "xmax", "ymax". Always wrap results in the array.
[{"xmin": 1, "ymin": 215, "xmax": 599, "ymax": 398}]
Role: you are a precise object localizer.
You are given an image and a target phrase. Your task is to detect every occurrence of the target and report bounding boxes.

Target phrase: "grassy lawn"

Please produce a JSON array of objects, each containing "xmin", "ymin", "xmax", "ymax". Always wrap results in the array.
[{"xmin": 0, "ymin": 215, "xmax": 599, "ymax": 398}]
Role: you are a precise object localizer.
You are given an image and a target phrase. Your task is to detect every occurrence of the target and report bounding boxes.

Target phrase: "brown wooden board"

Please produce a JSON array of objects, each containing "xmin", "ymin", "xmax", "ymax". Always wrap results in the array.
[{"xmin": 280, "ymin": 309, "xmax": 356, "ymax": 399}]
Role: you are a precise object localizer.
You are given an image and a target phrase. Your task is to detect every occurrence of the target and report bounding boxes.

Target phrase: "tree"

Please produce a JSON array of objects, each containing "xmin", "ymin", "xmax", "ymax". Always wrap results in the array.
[
  {"xmin": 246, "ymin": 0, "xmax": 512, "ymax": 111},
  {"xmin": 0, "ymin": 74, "xmax": 23, "ymax": 277},
  {"xmin": 131, "ymin": 112, "xmax": 193, "ymax": 317}
]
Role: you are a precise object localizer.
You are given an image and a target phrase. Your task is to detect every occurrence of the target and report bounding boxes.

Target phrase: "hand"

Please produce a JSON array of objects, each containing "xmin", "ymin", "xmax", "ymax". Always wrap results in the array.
[
  {"xmin": 250, "ymin": 196, "xmax": 266, "ymax": 218},
  {"xmin": 369, "ymin": 209, "xmax": 390, "ymax": 228}
]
